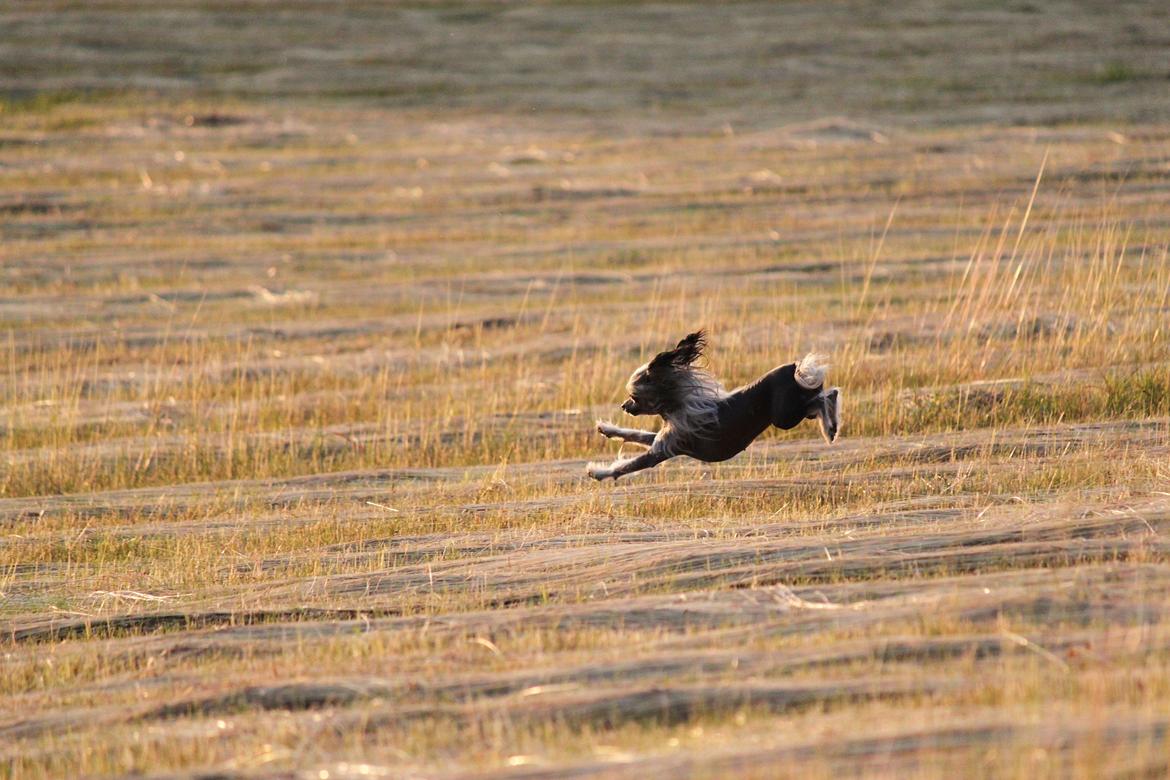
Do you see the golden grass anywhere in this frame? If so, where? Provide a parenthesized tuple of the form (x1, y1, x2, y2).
(4, 1, 1170, 777)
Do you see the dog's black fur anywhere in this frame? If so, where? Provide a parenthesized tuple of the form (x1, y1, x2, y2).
(588, 330, 839, 480)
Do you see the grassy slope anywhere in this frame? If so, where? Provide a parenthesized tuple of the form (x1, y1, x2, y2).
(2, 2, 1170, 777)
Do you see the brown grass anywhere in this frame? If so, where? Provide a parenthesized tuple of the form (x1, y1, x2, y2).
(3, 1, 1170, 778)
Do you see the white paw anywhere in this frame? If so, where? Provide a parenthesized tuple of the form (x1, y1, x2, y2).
(587, 462, 613, 480)
(596, 420, 616, 438)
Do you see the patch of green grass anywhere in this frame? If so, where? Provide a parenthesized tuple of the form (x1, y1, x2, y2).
(1090, 61, 1145, 85)
(0, 88, 125, 114)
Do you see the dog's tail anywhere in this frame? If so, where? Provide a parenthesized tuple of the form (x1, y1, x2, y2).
(794, 353, 828, 390)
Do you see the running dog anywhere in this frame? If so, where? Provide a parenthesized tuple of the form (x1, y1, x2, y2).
(588, 330, 839, 480)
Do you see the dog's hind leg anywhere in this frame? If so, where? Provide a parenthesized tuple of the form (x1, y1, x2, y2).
(596, 421, 657, 447)
(587, 449, 671, 481)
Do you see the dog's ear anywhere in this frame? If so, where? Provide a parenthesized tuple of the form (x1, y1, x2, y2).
(672, 330, 706, 365)
(649, 329, 706, 369)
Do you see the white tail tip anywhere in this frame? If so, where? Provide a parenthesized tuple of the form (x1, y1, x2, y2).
(795, 353, 828, 389)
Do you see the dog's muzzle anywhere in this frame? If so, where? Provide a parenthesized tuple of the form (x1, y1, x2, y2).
(621, 399, 638, 414)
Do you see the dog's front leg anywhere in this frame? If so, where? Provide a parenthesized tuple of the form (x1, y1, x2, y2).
(587, 449, 671, 481)
(596, 421, 658, 447)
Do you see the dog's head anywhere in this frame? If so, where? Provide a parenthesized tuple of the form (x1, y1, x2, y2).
(622, 330, 706, 416)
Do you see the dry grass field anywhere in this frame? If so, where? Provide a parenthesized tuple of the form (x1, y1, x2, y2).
(3, 1, 1170, 777)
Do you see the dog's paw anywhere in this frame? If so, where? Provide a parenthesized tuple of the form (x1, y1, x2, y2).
(586, 462, 614, 480)
(596, 420, 617, 438)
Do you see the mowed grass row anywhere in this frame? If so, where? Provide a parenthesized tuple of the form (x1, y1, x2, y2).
(6, 529, 1170, 777)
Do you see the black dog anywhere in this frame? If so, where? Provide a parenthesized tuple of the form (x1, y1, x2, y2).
(588, 330, 839, 480)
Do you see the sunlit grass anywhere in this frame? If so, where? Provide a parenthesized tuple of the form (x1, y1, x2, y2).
(4, 9, 1170, 772)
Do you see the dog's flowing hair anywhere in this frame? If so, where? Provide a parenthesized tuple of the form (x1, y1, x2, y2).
(588, 330, 840, 480)
(637, 330, 726, 441)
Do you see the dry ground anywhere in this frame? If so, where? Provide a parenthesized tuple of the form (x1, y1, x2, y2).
(3, 2, 1170, 778)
